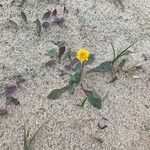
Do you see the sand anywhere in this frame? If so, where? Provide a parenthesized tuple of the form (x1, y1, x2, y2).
(0, 0, 150, 149)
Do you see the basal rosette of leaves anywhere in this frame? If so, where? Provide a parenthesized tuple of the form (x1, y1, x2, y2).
(48, 42, 136, 109)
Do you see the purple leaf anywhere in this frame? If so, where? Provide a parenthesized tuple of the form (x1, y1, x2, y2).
(5, 85, 17, 96)
(42, 9, 51, 20)
(52, 9, 57, 16)
(58, 46, 65, 63)
(57, 16, 65, 27)
(53, 16, 65, 27)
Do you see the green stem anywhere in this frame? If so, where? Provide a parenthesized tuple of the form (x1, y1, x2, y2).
(112, 42, 137, 63)
(111, 43, 116, 61)
(80, 61, 85, 76)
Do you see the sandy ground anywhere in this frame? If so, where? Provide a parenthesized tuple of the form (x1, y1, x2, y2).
(0, 0, 150, 149)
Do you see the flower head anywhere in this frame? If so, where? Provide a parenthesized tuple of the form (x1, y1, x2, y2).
(76, 48, 89, 62)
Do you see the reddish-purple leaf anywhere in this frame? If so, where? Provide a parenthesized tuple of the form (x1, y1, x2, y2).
(4, 85, 17, 96)
(57, 16, 65, 27)
(58, 46, 65, 63)
(52, 9, 57, 16)
(42, 9, 51, 20)
(0, 108, 8, 115)
(53, 16, 65, 27)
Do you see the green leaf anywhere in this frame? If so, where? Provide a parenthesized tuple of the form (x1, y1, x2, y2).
(111, 43, 116, 60)
(9, 20, 19, 30)
(23, 119, 50, 150)
(48, 86, 68, 99)
(86, 90, 102, 109)
(48, 50, 57, 58)
(94, 61, 112, 73)
(74, 62, 82, 72)
(28, 119, 49, 147)
(67, 72, 81, 95)
(70, 72, 81, 85)
(112, 42, 137, 63)
(85, 54, 95, 65)
(68, 82, 76, 95)
(23, 127, 29, 150)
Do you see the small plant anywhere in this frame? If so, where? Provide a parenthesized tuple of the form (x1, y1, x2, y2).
(48, 42, 136, 109)
(23, 119, 49, 150)
(48, 48, 102, 109)
(87, 42, 136, 74)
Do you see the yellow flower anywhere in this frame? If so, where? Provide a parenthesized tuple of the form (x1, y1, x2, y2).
(76, 48, 89, 61)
